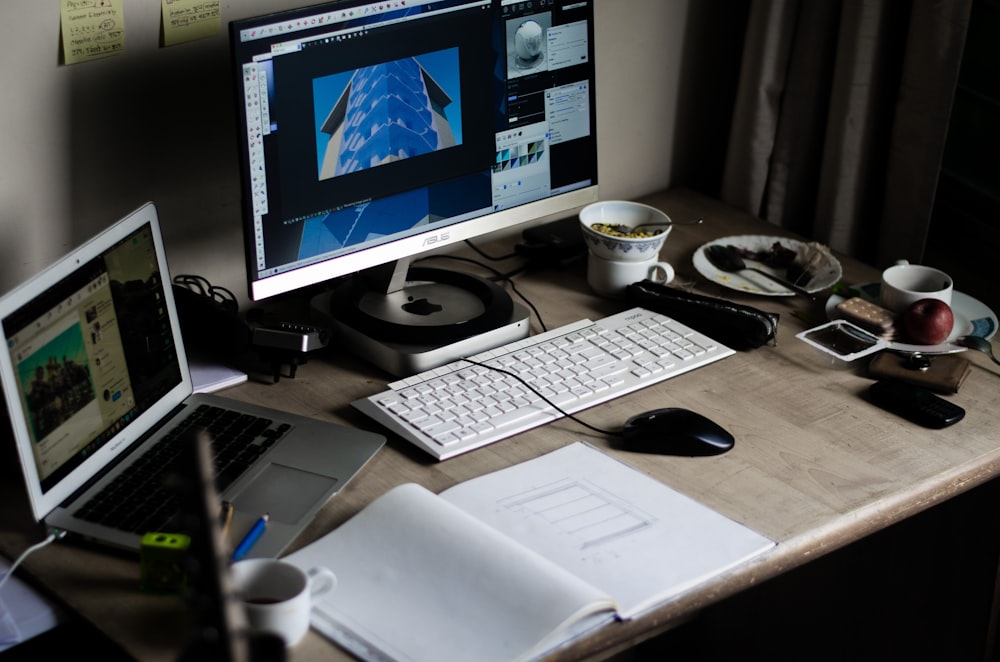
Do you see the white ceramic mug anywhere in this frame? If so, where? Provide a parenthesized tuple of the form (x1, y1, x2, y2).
(587, 253, 674, 299)
(230, 558, 337, 647)
(880, 260, 953, 313)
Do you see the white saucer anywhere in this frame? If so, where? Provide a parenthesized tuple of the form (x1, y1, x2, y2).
(693, 235, 842, 295)
(825, 283, 998, 354)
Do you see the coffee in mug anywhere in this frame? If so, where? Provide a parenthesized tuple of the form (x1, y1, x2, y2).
(230, 558, 337, 647)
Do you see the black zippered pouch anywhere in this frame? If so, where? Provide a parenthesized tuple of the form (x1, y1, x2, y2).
(626, 280, 779, 350)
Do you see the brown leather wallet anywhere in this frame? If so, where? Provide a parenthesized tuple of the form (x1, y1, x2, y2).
(868, 352, 972, 394)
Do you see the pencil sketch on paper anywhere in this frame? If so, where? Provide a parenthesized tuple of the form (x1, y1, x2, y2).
(497, 479, 656, 550)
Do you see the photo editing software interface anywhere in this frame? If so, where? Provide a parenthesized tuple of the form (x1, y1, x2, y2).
(231, 0, 598, 300)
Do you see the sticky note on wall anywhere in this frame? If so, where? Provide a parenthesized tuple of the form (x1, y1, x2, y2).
(60, 0, 126, 65)
(162, 0, 222, 46)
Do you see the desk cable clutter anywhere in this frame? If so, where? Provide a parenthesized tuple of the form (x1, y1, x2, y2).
(173, 275, 331, 383)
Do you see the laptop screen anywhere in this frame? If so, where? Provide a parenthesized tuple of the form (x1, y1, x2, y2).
(2, 222, 182, 493)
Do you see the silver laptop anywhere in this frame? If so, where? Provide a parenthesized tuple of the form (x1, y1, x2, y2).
(0, 202, 384, 558)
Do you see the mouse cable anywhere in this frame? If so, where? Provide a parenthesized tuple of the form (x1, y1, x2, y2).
(461, 358, 624, 438)
(0, 529, 67, 593)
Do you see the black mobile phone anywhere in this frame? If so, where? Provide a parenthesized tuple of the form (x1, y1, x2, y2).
(868, 379, 965, 428)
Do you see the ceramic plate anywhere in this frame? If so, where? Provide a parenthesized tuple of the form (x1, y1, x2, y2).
(825, 282, 998, 354)
(693, 235, 842, 295)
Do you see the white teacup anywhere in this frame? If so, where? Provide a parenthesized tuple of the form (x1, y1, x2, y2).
(587, 253, 674, 299)
(579, 200, 672, 262)
(230, 558, 337, 647)
(880, 260, 953, 313)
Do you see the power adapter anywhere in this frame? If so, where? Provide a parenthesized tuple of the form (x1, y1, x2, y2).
(172, 283, 252, 363)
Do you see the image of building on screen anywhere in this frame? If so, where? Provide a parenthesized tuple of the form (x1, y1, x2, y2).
(316, 50, 461, 181)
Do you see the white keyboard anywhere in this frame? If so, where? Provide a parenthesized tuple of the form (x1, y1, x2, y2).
(353, 307, 735, 460)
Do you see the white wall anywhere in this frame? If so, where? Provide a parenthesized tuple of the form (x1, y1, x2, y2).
(0, 0, 738, 303)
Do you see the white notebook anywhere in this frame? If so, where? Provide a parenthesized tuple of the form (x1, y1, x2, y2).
(284, 442, 776, 661)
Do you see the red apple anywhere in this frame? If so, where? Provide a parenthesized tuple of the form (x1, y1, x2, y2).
(901, 298, 954, 345)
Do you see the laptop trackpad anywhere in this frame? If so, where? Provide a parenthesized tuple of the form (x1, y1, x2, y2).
(231, 463, 338, 524)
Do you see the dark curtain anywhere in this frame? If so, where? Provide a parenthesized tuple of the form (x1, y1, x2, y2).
(719, 0, 972, 269)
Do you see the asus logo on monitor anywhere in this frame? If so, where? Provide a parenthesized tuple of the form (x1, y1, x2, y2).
(422, 232, 451, 247)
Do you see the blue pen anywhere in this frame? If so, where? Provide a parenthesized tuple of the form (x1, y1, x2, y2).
(231, 513, 269, 562)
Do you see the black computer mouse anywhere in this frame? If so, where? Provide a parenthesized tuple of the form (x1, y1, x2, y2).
(620, 407, 734, 456)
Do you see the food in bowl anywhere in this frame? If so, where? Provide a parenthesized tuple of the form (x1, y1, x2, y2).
(579, 201, 672, 261)
(589, 223, 666, 239)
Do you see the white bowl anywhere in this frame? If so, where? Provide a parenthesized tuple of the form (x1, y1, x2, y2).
(579, 201, 672, 262)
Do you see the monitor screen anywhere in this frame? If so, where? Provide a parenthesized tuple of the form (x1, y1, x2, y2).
(229, 0, 599, 303)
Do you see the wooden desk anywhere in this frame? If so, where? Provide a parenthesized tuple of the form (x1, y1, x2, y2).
(3, 188, 999, 660)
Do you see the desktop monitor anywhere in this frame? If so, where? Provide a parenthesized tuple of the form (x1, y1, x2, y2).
(229, 0, 599, 374)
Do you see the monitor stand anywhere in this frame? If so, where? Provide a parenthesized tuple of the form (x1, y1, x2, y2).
(311, 258, 530, 377)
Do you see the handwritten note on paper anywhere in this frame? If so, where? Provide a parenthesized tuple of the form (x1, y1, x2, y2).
(162, 0, 221, 47)
(60, 0, 126, 65)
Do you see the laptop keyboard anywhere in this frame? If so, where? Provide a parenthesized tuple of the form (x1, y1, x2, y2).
(73, 404, 290, 534)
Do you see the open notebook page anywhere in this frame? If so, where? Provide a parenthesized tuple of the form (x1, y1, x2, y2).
(441, 442, 776, 619)
(283, 483, 617, 662)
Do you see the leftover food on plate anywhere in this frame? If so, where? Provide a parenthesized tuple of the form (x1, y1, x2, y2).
(694, 235, 842, 295)
(727, 240, 834, 287)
